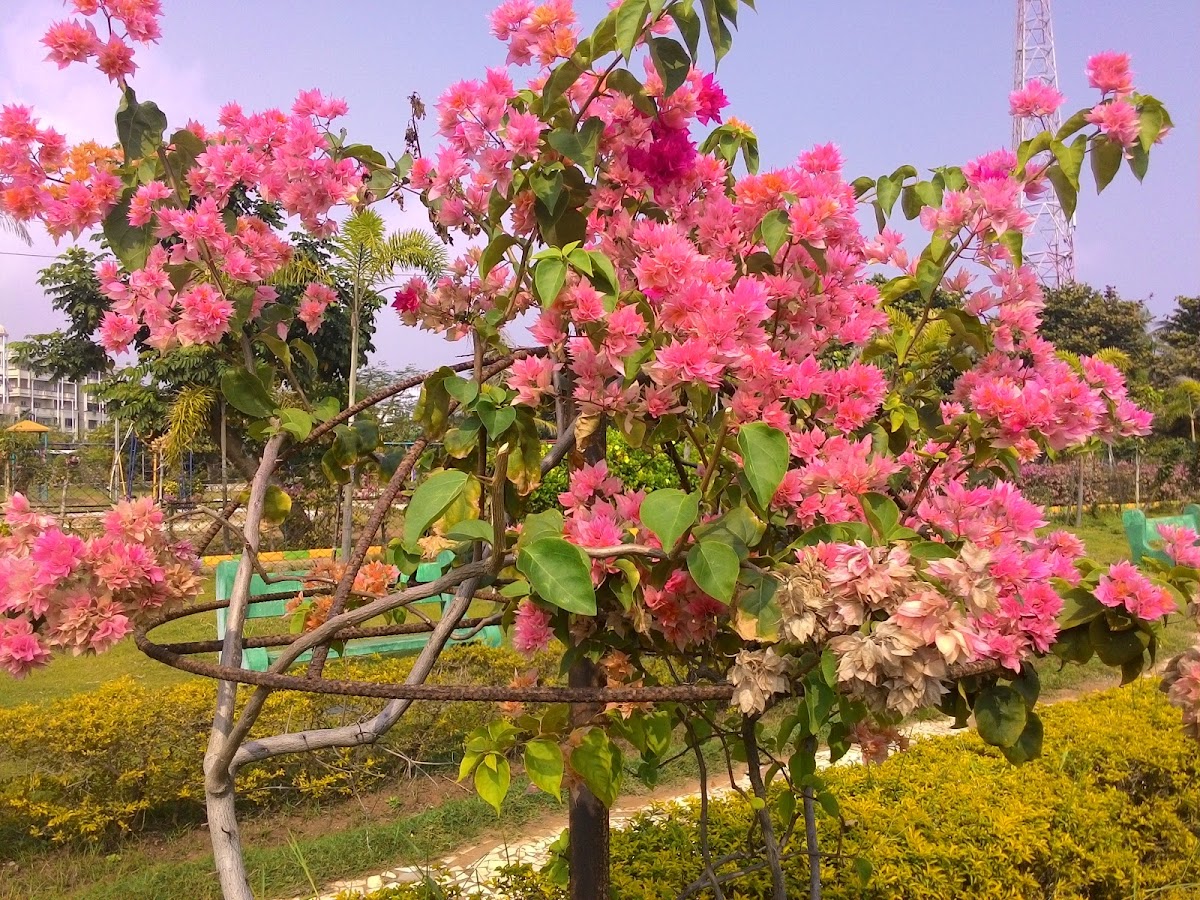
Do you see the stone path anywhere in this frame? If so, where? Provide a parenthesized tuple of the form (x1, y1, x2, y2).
(284, 719, 958, 900)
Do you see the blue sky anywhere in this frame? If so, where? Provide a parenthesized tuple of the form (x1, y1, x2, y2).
(1, 0, 1196, 370)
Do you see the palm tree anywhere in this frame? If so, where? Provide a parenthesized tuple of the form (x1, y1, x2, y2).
(1, 212, 32, 246)
(1162, 378, 1200, 443)
(274, 210, 446, 555)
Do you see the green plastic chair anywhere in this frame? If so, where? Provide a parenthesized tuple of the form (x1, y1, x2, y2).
(1122, 504, 1200, 565)
(214, 550, 501, 671)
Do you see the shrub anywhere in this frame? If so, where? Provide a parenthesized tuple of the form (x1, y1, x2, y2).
(453, 681, 1200, 900)
(0, 644, 556, 844)
(528, 428, 682, 512)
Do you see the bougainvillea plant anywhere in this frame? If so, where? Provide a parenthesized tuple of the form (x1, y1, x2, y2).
(2, 1, 1196, 898)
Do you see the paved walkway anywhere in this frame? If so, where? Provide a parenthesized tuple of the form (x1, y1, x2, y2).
(285, 719, 958, 900)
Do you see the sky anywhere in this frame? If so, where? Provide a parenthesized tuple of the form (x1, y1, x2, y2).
(1, 0, 1197, 371)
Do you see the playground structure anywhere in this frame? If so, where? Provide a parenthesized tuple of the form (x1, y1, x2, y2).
(1, 422, 209, 513)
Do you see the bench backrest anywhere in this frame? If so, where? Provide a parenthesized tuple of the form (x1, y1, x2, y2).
(1122, 505, 1200, 564)
(214, 550, 460, 670)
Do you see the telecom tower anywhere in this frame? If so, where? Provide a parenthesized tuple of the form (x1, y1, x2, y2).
(1014, 0, 1076, 286)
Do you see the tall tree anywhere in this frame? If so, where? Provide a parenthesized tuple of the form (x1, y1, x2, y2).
(1162, 378, 1200, 443)
(12, 246, 111, 381)
(1039, 283, 1154, 377)
(1156, 295, 1200, 383)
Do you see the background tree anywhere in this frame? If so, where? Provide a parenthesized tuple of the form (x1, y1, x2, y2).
(1039, 283, 1154, 378)
(1162, 377, 1200, 443)
(11, 247, 112, 382)
(1, 210, 31, 244)
(1156, 295, 1200, 384)
(274, 209, 445, 555)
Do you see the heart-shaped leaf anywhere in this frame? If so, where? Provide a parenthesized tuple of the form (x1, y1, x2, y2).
(517, 536, 596, 615)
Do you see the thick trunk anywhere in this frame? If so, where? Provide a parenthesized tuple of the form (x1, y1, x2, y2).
(569, 658, 609, 900)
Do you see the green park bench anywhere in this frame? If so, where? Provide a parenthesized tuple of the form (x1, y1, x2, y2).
(214, 551, 501, 672)
(1122, 504, 1200, 565)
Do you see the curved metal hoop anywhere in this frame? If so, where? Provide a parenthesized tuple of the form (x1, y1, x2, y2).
(134, 597, 737, 704)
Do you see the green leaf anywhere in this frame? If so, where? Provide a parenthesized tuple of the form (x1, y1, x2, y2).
(547, 117, 604, 175)
(115, 86, 167, 162)
(1127, 142, 1149, 182)
(277, 409, 313, 442)
(221, 368, 276, 419)
(1045, 165, 1078, 220)
(529, 169, 564, 213)
(403, 469, 470, 548)
(102, 195, 156, 271)
(312, 396, 340, 423)
(640, 488, 699, 552)
(543, 57, 585, 106)
(444, 376, 479, 406)
(648, 37, 690, 96)
(1000, 712, 1044, 764)
(860, 492, 901, 541)
(587, 250, 619, 294)
(478, 403, 517, 437)
(759, 209, 790, 257)
(1008, 666, 1040, 711)
(1090, 136, 1123, 194)
(875, 175, 901, 218)
(480, 233, 518, 278)
(737, 423, 789, 509)
(604, 68, 656, 116)
(1058, 589, 1104, 630)
(446, 519, 495, 544)
(909, 541, 957, 560)
(569, 728, 623, 808)
(524, 739, 565, 801)
(262, 485, 292, 525)
(534, 258, 568, 307)
(1000, 229, 1023, 268)
(518, 509, 565, 548)
(517, 537, 597, 615)
(340, 142, 387, 168)
(733, 572, 781, 642)
(698, 0, 733, 63)
(616, 0, 649, 59)
(474, 754, 511, 814)
(686, 540, 740, 603)
(851, 175, 875, 199)
(974, 685, 1028, 749)
(670, 0, 702, 57)
(1138, 102, 1164, 153)
(289, 339, 319, 372)
(1089, 617, 1150, 666)
(1016, 131, 1053, 171)
(1056, 108, 1090, 141)
(1052, 134, 1087, 191)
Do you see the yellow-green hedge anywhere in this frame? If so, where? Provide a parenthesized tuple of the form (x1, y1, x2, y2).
(461, 681, 1200, 900)
(0, 644, 554, 845)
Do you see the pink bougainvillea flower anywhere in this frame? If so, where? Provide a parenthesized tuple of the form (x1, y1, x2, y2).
(1086, 99, 1139, 148)
(1095, 560, 1176, 621)
(513, 599, 554, 655)
(1009, 79, 1065, 118)
(1086, 51, 1134, 95)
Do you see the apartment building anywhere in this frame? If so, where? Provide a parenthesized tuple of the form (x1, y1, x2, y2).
(0, 325, 108, 435)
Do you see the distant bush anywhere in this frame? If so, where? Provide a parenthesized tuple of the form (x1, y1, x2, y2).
(0, 645, 556, 845)
(1018, 457, 1193, 508)
(529, 428, 682, 512)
